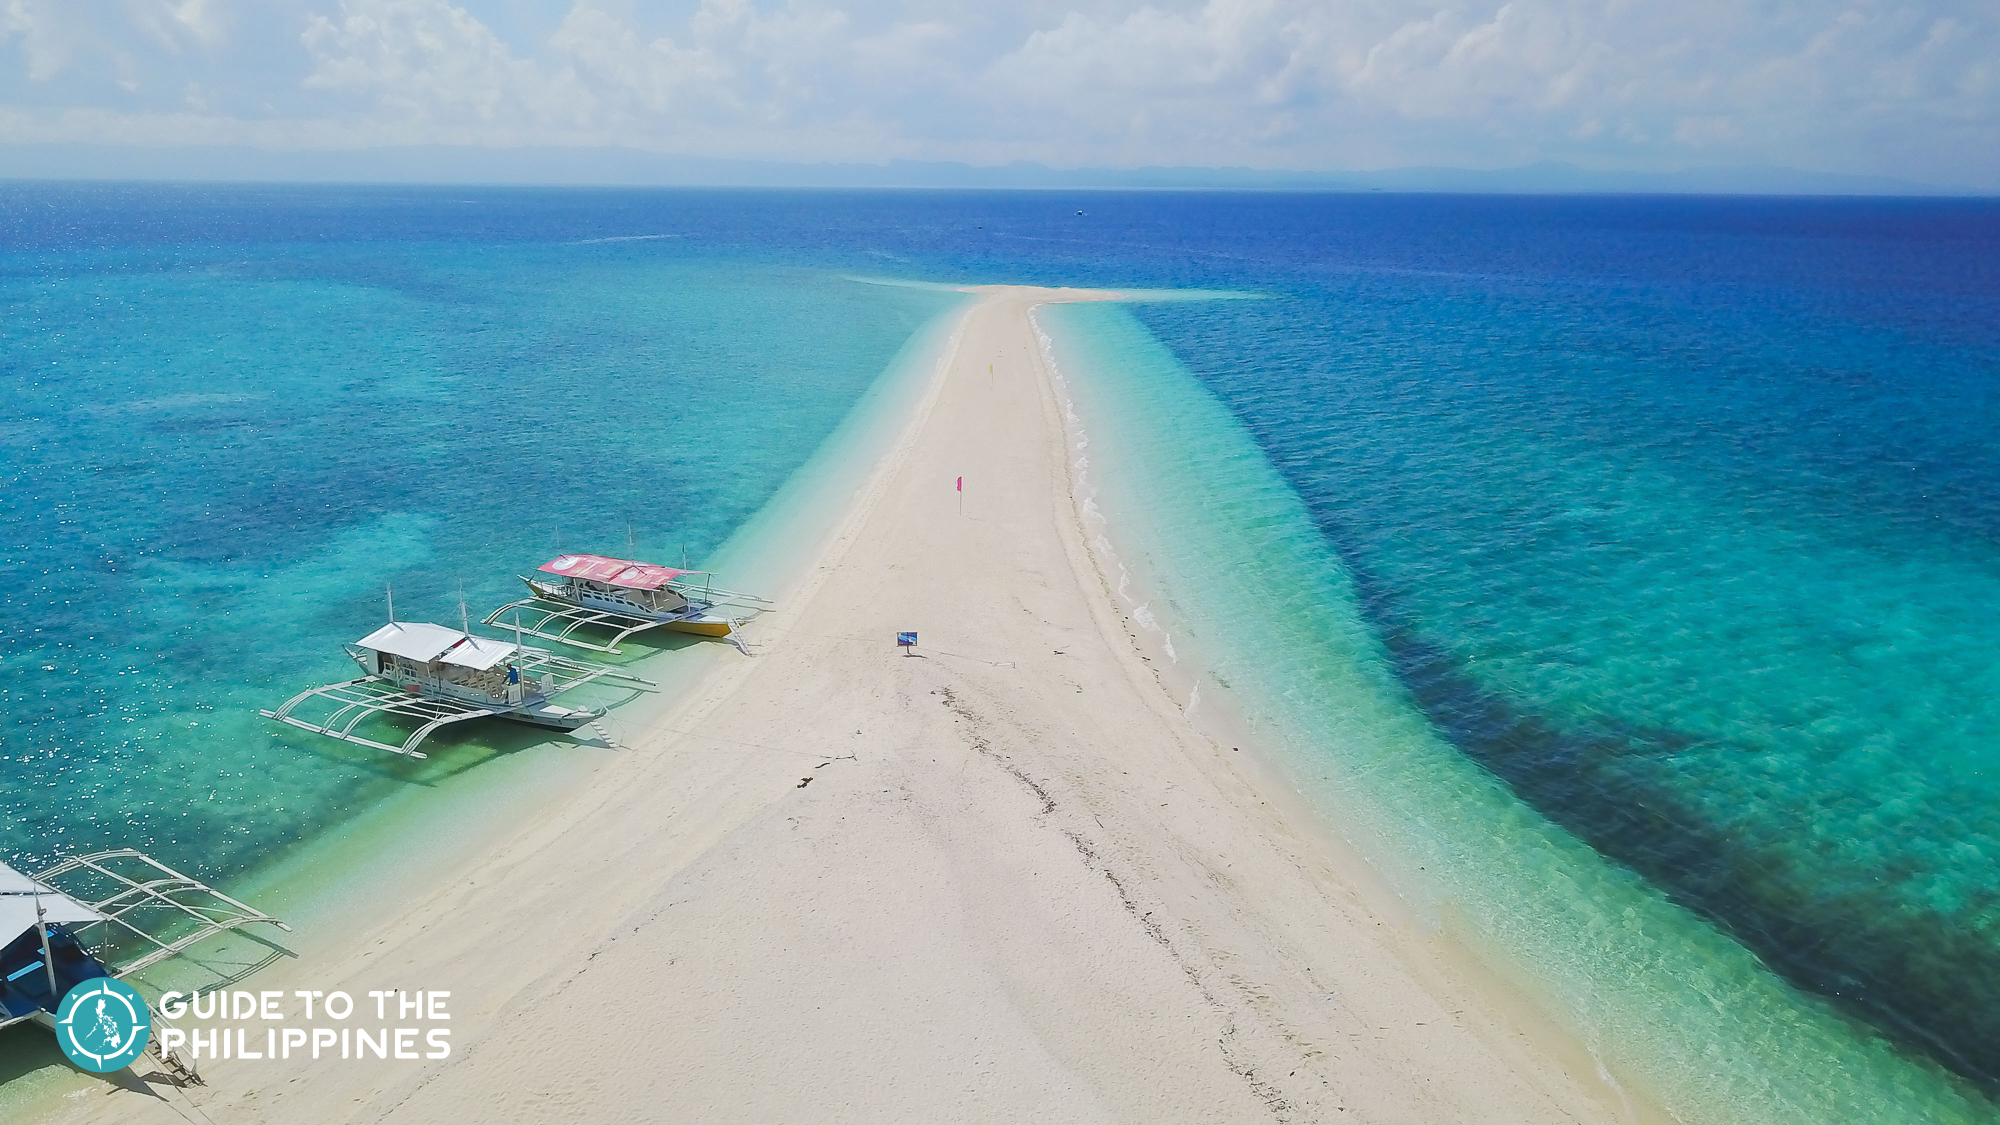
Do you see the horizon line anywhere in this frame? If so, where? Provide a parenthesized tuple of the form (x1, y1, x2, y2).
(2, 144, 1992, 198)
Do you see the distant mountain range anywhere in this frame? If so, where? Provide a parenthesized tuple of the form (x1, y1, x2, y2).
(1, 143, 1985, 196)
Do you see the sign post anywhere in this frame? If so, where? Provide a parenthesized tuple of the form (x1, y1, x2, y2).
(897, 632, 917, 656)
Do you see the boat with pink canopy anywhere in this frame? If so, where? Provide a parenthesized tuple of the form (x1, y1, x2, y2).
(482, 553, 771, 655)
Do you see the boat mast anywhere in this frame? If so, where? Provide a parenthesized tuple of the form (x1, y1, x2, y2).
(30, 884, 60, 1005)
(386, 583, 395, 624)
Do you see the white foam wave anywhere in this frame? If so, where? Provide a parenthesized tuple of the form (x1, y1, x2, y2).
(1037, 305, 1186, 668)
(567, 233, 679, 244)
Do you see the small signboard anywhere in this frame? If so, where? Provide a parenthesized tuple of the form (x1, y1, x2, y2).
(897, 631, 918, 650)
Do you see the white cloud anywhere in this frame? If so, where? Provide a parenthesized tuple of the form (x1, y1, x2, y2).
(301, 0, 601, 141)
(135, 0, 229, 52)
(0, 0, 1994, 186)
(3, 0, 82, 81)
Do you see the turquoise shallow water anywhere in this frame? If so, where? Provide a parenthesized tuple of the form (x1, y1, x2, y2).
(1040, 300, 1995, 1124)
(1099, 205, 2000, 1100)
(0, 206, 959, 882)
(5, 186, 1999, 1123)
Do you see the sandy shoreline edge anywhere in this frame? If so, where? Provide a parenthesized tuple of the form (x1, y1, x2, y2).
(40, 286, 1648, 1124)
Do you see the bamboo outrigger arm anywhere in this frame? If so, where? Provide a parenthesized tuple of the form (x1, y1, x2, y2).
(260, 677, 501, 759)
(31, 849, 291, 978)
(482, 598, 685, 655)
(511, 648, 657, 691)
(673, 581, 773, 614)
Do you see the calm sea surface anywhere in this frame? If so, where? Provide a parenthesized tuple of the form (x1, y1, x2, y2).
(2, 185, 1996, 1116)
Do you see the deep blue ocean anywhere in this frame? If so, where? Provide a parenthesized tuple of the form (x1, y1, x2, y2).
(2, 183, 1996, 1120)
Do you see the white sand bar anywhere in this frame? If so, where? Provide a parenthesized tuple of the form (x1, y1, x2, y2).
(60, 287, 1649, 1124)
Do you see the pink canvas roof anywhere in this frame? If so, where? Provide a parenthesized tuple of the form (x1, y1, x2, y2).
(538, 553, 699, 590)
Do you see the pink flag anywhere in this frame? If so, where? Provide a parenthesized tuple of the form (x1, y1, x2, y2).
(956, 476, 962, 492)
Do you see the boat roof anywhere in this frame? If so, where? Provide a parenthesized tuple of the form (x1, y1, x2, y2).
(0, 862, 103, 943)
(538, 554, 702, 590)
(355, 622, 519, 671)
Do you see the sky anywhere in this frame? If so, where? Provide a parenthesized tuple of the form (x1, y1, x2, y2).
(0, 0, 1996, 188)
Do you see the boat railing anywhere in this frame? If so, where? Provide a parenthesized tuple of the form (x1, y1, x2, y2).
(484, 599, 688, 656)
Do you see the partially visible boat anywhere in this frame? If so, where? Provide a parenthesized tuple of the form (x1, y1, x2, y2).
(483, 553, 771, 654)
(260, 618, 655, 758)
(3, 849, 288, 1081)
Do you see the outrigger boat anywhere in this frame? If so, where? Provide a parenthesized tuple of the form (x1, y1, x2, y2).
(3, 849, 288, 1076)
(483, 553, 771, 655)
(260, 618, 655, 759)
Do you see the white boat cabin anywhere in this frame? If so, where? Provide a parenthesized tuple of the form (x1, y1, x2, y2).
(350, 621, 540, 707)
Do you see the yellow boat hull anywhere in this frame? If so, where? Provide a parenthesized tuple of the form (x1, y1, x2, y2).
(665, 618, 735, 638)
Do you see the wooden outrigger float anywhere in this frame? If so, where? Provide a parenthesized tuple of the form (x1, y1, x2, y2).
(483, 554, 771, 655)
(260, 618, 655, 759)
(3, 849, 288, 1076)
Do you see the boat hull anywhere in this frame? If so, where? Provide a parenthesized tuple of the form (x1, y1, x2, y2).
(503, 702, 599, 731)
(663, 617, 735, 637)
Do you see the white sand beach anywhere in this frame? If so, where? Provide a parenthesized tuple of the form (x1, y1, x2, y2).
(51, 286, 1653, 1124)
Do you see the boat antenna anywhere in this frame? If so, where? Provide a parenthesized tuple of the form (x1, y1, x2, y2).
(386, 583, 395, 624)
(627, 520, 636, 553)
(459, 587, 472, 638)
(682, 543, 689, 570)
